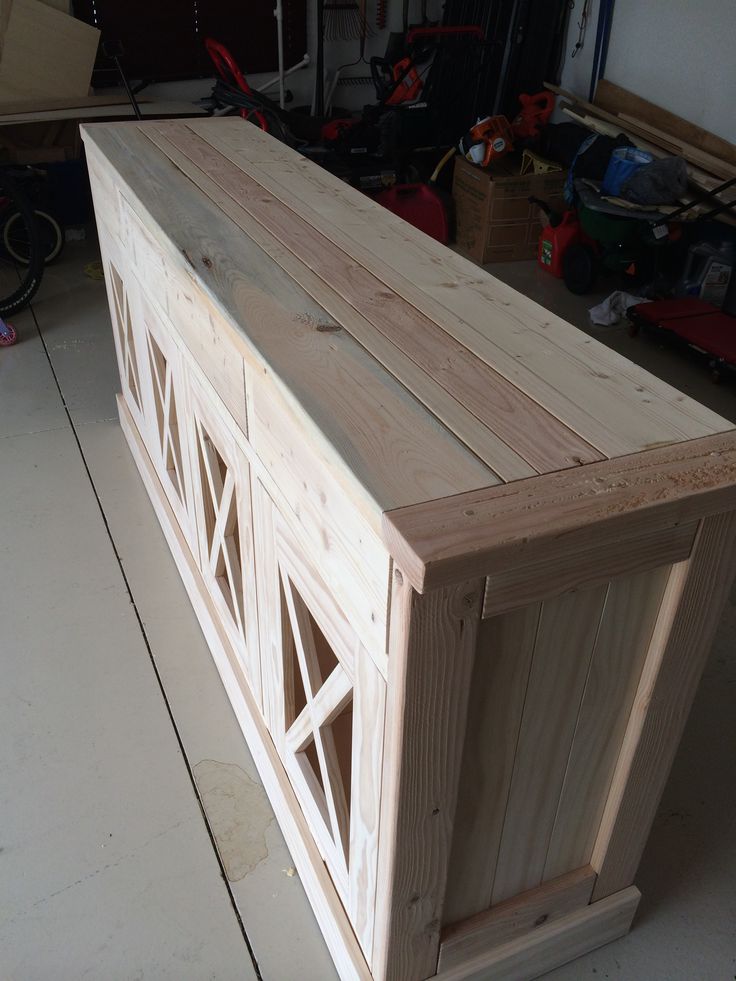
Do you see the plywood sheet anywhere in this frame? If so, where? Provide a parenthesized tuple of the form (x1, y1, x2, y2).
(0, 0, 99, 102)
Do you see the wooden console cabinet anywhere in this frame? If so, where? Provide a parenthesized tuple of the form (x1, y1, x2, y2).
(82, 117, 736, 981)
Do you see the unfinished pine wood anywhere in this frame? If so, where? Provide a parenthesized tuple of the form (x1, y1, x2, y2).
(372, 573, 483, 981)
(85, 118, 736, 981)
(383, 430, 736, 592)
(543, 565, 672, 881)
(85, 124, 499, 520)
(0, 0, 100, 102)
(141, 125, 536, 482)
(117, 396, 372, 981)
(547, 83, 736, 181)
(149, 122, 602, 477)
(490, 585, 609, 904)
(439, 866, 596, 971)
(592, 512, 736, 901)
(482, 520, 697, 617)
(435, 887, 640, 981)
(184, 117, 730, 454)
(443, 603, 541, 924)
(595, 79, 736, 170)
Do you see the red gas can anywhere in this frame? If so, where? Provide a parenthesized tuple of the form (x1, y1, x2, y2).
(537, 210, 583, 277)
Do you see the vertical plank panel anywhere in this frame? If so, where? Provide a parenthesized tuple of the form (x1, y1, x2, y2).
(491, 584, 609, 905)
(543, 565, 671, 881)
(592, 512, 736, 900)
(348, 647, 387, 961)
(443, 603, 541, 925)
(372, 572, 484, 981)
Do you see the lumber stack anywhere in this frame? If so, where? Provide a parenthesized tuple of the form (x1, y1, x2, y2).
(82, 117, 736, 981)
(546, 79, 736, 205)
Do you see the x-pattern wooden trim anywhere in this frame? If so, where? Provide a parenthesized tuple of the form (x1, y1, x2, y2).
(281, 566, 353, 869)
(196, 422, 246, 639)
(146, 331, 185, 502)
(109, 263, 141, 409)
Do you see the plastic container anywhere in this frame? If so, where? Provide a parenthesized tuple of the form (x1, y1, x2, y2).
(601, 147, 654, 197)
(374, 183, 449, 243)
(537, 210, 583, 277)
(680, 241, 736, 307)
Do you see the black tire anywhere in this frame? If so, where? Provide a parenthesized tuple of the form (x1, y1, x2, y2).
(3, 208, 64, 265)
(563, 242, 597, 295)
(0, 171, 43, 317)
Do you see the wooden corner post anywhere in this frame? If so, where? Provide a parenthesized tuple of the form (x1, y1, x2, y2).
(372, 568, 484, 981)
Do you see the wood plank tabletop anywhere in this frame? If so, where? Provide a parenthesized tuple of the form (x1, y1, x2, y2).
(81, 118, 735, 526)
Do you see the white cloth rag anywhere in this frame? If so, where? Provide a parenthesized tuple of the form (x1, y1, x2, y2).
(588, 291, 650, 326)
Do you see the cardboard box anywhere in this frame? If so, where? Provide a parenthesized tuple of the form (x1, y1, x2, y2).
(452, 153, 567, 264)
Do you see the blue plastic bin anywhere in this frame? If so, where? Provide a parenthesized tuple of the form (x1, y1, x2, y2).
(601, 147, 654, 197)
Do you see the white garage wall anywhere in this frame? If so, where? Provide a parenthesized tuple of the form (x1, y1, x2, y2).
(560, 0, 736, 144)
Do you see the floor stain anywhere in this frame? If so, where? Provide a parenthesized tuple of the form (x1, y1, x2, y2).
(193, 759, 274, 881)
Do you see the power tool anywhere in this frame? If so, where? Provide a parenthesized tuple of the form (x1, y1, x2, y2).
(459, 115, 514, 167)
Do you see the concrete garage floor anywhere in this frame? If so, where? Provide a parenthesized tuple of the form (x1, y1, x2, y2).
(1, 240, 735, 981)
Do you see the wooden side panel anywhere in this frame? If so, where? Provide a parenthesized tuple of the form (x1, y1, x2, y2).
(490, 585, 609, 904)
(592, 512, 736, 900)
(543, 565, 671, 881)
(373, 573, 484, 981)
(117, 397, 372, 980)
(443, 603, 541, 924)
(439, 866, 596, 972)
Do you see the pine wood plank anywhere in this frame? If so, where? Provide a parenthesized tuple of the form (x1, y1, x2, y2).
(439, 866, 596, 971)
(348, 646, 387, 961)
(187, 117, 731, 454)
(543, 566, 671, 881)
(435, 887, 640, 981)
(148, 122, 603, 477)
(547, 83, 736, 181)
(382, 430, 736, 592)
(595, 79, 736, 171)
(591, 512, 736, 900)
(117, 396, 372, 980)
(443, 603, 541, 924)
(83, 123, 498, 517)
(490, 585, 609, 904)
(372, 572, 484, 981)
(140, 125, 534, 482)
(482, 520, 697, 617)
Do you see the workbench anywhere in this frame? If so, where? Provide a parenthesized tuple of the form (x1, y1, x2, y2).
(82, 117, 736, 981)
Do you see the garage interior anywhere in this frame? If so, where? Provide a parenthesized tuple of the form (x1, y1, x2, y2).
(2, 2, 736, 980)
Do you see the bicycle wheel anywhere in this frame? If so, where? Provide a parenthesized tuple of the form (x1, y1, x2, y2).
(0, 171, 43, 317)
(3, 208, 64, 265)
